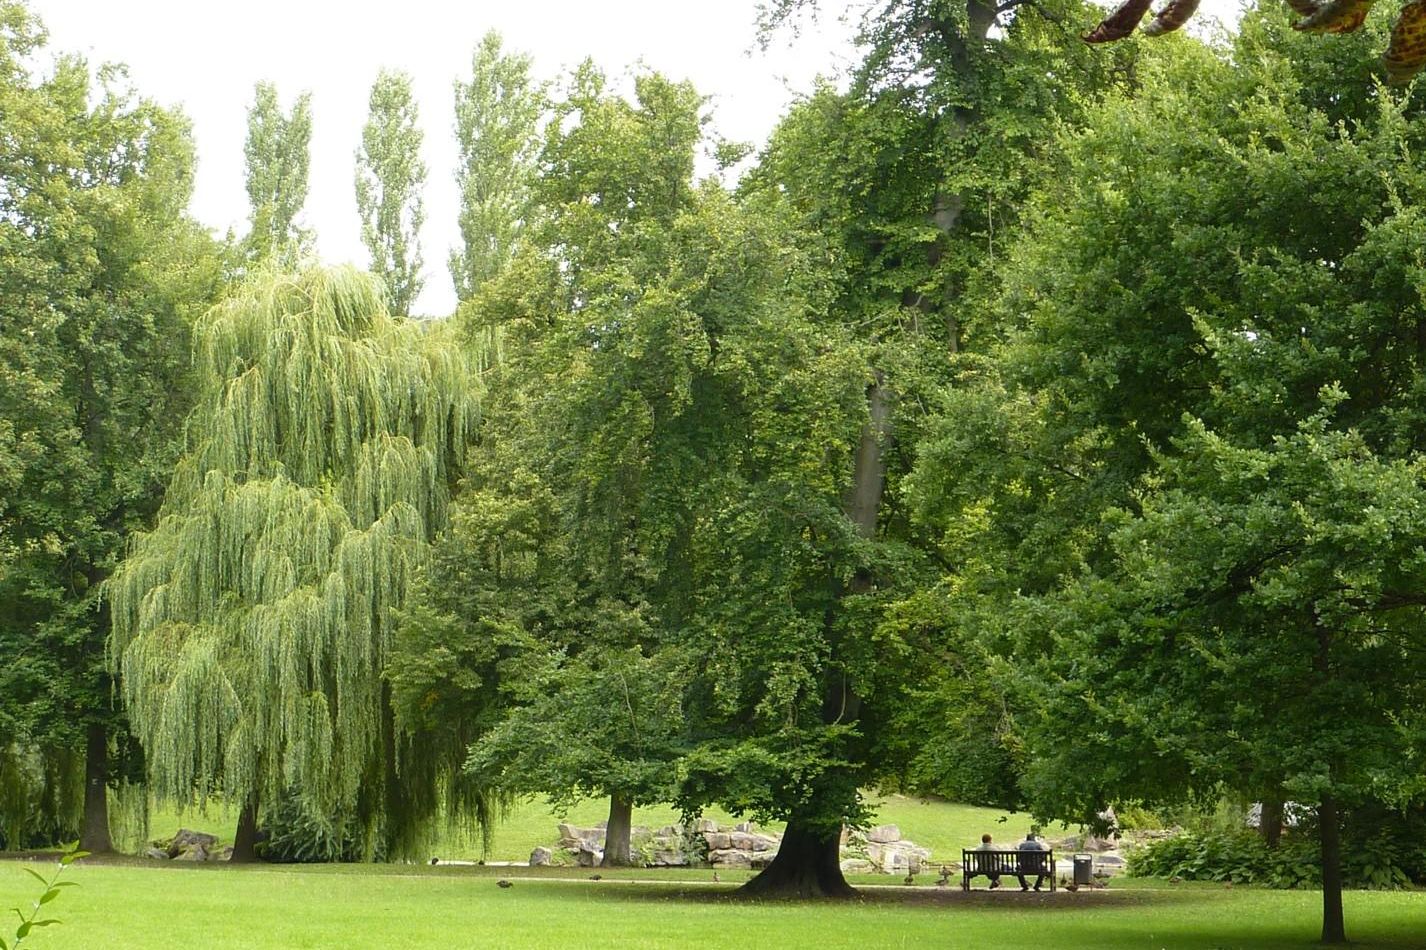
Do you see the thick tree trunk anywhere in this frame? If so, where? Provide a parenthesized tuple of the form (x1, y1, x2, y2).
(230, 793, 260, 863)
(739, 817, 854, 898)
(1319, 794, 1346, 944)
(1259, 796, 1284, 849)
(79, 722, 112, 854)
(601, 795, 634, 867)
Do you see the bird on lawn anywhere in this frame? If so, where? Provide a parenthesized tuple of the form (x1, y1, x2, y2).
(589, 874, 602, 881)
(903, 872, 916, 886)
(712, 871, 720, 883)
(496, 879, 513, 888)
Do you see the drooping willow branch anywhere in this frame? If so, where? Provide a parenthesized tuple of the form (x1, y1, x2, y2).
(108, 266, 483, 852)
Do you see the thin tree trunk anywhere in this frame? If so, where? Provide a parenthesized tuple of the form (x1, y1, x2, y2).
(1259, 796, 1284, 849)
(79, 722, 112, 854)
(230, 793, 260, 863)
(739, 816, 854, 898)
(1319, 794, 1346, 944)
(601, 795, 634, 867)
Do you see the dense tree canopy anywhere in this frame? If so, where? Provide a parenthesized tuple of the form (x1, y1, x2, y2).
(5, 3, 1426, 941)
(909, 13, 1426, 940)
(0, 0, 222, 851)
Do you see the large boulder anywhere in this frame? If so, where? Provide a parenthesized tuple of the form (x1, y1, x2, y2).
(142, 847, 169, 860)
(749, 834, 779, 853)
(530, 846, 554, 867)
(867, 824, 901, 844)
(704, 832, 731, 850)
(708, 849, 753, 870)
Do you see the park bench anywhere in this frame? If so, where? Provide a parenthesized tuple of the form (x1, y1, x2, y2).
(961, 849, 1056, 892)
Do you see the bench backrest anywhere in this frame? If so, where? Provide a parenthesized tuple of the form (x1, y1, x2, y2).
(962, 849, 1052, 875)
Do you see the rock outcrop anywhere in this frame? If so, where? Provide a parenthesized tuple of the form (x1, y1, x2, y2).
(541, 819, 933, 873)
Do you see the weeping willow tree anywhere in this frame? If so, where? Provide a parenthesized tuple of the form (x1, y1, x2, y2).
(109, 266, 484, 860)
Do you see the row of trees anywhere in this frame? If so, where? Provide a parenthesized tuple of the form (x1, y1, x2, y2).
(243, 31, 540, 316)
(4, 1, 1425, 943)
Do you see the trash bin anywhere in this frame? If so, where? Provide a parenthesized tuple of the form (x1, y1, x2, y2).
(1073, 854, 1094, 886)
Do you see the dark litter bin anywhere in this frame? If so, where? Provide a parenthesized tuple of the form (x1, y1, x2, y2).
(1073, 854, 1094, 886)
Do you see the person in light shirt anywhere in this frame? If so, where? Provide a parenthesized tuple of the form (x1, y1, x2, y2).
(974, 832, 1002, 889)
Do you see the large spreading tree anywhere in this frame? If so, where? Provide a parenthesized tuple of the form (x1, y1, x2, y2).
(909, 13, 1426, 942)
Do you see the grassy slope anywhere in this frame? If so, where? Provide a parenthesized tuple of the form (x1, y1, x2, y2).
(2, 861, 1423, 949)
(145, 794, 1026, 864)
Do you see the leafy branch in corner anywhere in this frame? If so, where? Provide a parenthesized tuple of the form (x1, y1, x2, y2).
(3, 841, 87, 949)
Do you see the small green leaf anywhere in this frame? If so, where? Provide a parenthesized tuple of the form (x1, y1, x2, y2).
(60, 851, 89, 866)
(47, 883, 78, 889)
(15, 922, 30, 940)
(37, 891, 58, 905)
(19, 869, 45, 887)
(28, 920, 59, 928)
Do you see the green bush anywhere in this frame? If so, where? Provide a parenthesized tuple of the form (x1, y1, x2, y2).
(1128, 831, 1317, 887)
(257, 793, 379, 864)
(1127, 828, 1421, 890)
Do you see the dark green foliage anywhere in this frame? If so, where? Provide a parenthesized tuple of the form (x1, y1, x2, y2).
(258, 790, 381, 864)
(1130, 809, 1426, 890)
(0, 0, 223, 848)
(1129, 831, 1322, 888)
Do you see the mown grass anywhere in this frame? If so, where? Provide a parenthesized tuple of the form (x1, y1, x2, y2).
(1, 860, 1422, 949)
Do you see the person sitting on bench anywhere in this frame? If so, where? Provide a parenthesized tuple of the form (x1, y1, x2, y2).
(975, 833, 1002, 889)
(1016, 832, 1049, 891)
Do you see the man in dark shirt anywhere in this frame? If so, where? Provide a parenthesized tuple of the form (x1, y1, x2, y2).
(1015, 832, 1050, 891)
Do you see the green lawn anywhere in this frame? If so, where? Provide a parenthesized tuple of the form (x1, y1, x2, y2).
(1, 861, 1422, 949)
(144, 793, 1024, 863)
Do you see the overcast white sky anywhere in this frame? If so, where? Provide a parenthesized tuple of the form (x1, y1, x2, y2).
(31, 0, 1243, 316)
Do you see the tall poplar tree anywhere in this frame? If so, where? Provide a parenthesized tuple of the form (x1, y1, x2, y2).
(355, 69, 426, 316)
(243, 81, 313, 266)
(108, 267, 482, 860)
(449, 31, 542, 302)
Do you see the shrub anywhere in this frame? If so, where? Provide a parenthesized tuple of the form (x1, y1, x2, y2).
(1128, 827, 1420, 890)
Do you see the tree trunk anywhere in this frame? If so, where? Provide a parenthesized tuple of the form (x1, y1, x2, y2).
(739, 817, 855, 898)
(1259, 796, 1284, 849)
(79, 722, 112, 854)
(601, 795, 634, 867)
(230, 793, 260, 863)
(1319, 794, 1346, 944)
(844, 375, 890, 541)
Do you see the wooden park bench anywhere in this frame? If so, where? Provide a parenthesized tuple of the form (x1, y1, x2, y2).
(961, 848, 1056, 892)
